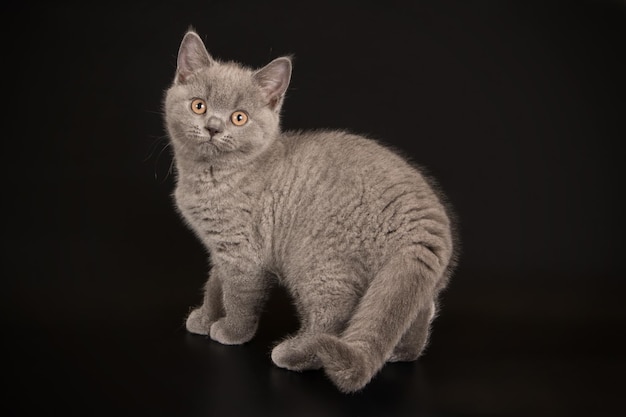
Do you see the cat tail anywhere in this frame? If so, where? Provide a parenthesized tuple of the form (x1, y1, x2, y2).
(314, 251, 440, 393)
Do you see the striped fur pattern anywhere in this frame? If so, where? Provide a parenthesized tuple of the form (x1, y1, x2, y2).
(164, 31, 457, 393)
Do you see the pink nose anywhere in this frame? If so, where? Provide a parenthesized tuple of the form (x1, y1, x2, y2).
(205, 116, 224, 137)
(206, 126, 222, 137)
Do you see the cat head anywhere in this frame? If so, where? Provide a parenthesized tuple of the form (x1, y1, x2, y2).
(164, 30, 291, 167)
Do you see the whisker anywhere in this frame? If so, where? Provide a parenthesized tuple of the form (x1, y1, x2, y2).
(165, 157, 175, 182)
(143, 134, 169, 162)
(152, 141, 173, 182)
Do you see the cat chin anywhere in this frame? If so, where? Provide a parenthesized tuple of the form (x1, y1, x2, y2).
(196, 141, 220, 153)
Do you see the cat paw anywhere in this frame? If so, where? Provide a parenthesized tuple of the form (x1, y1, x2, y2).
(209, 318, 257, 345)
(185, 307, 213, 335)
(315, 335, 372, 393)
(271, 336, 322, 371)
(325, 363, 370, 394)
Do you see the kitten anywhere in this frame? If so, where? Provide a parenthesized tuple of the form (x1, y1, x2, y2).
(164, 30, 458, 393)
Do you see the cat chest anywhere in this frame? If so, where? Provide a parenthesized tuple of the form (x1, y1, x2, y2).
(175, 189, 264, 258)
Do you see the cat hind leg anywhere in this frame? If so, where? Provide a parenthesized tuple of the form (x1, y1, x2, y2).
(271, 334, 322, 371)
(271, 268, 361, 371)
(315, 254, 441, 393)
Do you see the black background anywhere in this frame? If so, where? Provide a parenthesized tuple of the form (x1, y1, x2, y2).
(4, 1, 625, 416)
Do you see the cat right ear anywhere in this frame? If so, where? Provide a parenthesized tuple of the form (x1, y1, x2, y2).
(175, 31, 214, 84)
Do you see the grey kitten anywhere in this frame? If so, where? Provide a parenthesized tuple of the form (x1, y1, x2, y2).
(164, 30, 457, 393)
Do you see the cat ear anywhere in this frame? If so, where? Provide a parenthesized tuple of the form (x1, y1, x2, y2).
(175, 31, 214, 84)
(253, 57, 292, 110)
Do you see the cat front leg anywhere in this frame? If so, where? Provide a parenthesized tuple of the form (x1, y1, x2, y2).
(208, 261, 271, 345)
(186, 266, 225, 335)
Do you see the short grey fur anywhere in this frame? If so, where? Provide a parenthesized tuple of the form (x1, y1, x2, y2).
(164, 30, 458, 393)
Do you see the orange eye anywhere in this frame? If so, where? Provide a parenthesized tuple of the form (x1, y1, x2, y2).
(231, 111, 248, 126)
(191, 98, 207, 114)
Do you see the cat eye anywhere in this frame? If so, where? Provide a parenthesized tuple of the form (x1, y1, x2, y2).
(231, 111, 248, 126)
(191, 98, 207, 114)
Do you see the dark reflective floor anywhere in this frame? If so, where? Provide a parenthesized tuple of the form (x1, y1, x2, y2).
(5, 271, 624, 417)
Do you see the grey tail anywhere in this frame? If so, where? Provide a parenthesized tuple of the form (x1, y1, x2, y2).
(313, 253, 440, 393)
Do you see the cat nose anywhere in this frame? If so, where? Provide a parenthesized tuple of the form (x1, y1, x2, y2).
(205, 117, 224, 137)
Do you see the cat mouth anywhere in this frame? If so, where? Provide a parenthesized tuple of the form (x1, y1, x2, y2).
(189, 133, 213, 142)
(197, 140, 219, 152)
(181, 133, 216, 151)
(189, 134, 233, 156)
(190, 135, 218, 147)
(183, 132, 238, 156)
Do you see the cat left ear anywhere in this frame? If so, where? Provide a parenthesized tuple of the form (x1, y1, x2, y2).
(175, 31, 214, 84)
(253, 57, 292, 111)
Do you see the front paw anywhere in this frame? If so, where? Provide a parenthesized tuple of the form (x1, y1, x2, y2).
(209, 318, 257, 345)
(186, 307, 213, 335)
